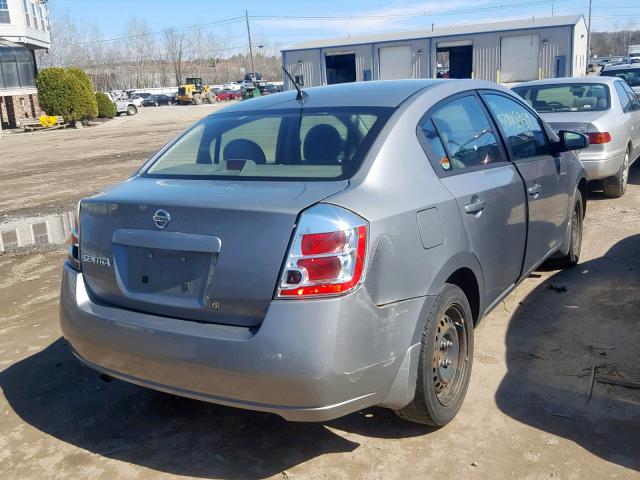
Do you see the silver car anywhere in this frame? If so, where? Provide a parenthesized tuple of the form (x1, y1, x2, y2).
(60, 80, 587, 426)
(513, 77, 640, 197)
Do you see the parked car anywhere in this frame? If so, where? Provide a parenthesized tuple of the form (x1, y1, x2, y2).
(214, 90, 233, 101)
(142, 94, 174, 107)
(600, 63, 640, 95)
(60, 80, 587, 427)
(513, 77, 640, 197)
(136, 92, 152, 100)
(106, 92, 138, 116)
(128, 95, 144, 108)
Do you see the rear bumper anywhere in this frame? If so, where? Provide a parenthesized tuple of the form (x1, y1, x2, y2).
(578, 151, 625, 180)
(60, 263, 428, 421)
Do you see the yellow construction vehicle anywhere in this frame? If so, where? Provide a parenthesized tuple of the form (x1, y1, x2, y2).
(176, 77, 214, 105)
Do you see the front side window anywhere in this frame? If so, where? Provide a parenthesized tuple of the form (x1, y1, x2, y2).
(483, 93, 550, 160)
(144, 107, 391, 180)
(513, 83, 610, 112)
(429, 95, 503, 171)
(0, 0, 10, 24)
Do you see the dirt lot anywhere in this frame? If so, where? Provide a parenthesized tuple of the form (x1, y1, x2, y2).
(0, 105, 639, 479)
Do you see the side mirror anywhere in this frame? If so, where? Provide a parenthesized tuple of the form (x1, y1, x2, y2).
(555, 130, 589, 153)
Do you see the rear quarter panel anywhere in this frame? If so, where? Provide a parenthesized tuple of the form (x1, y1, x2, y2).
(326, 81, 486, 316)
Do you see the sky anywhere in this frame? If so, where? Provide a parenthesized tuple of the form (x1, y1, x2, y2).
(50, 0, 640, 51)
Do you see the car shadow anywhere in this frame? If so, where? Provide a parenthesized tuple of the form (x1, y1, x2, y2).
(496, 234, 640, 471)
(0, 337, 431, 479)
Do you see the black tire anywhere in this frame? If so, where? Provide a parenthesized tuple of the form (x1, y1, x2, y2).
(603, 148, 630, 198)
(395, 284, 474, 426)
(546, 191, 583, 269)
(126, 105, 137, 116)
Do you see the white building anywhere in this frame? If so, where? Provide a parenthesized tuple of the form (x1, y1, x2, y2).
(282, 15, 588, 89)
(0, 0, 50, 129)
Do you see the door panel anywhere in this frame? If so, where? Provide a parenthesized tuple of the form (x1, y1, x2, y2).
(481, 92, 569, 273)
(441, 166, 527, 305)
(423, 94, 527, 308)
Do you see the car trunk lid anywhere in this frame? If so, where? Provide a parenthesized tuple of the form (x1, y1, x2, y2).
(79, 177, 348, 327)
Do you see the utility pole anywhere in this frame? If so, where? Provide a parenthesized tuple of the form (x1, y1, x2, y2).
(586, 0, 592, 60)
(245, 10, 255, 80)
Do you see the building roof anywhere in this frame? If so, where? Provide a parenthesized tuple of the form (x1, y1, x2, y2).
(283, 15, 584, 51)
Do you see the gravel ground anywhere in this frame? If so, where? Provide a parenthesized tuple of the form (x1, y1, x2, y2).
(0, 104, 638, 479)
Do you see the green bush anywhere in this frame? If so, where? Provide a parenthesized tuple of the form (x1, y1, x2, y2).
(95, 92, 116, 118)
(36, 67, 98, 122)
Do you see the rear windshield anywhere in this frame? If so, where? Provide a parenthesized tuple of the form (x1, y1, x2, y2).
(512, 83, 611, 112)
(600, 68, 640, 87)
(143, 107, 392, 180)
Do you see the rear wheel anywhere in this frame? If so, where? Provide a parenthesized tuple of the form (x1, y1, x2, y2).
(395, 284, 474, 426)
(126, 105, 137, 116)
(546, 191, 583, 269)
(603, 148, 630, 198)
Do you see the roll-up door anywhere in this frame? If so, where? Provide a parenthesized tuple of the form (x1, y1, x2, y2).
(500, 34, 539, 82)
(379, 46, 413, 80)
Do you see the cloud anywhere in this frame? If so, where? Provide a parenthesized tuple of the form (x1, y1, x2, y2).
(254, 0, 489, 35)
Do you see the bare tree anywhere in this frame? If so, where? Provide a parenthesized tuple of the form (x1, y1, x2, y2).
(164, 30, 185, 85)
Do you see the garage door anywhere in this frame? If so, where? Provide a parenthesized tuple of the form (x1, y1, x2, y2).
(500, 34, 539, 83)
(379, 46, 413, 80)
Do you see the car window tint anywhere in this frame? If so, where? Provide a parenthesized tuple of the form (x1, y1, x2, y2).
(418, 118, 451, 171)
(483, 94, 550, 160)
(601, 67, 640, 87)
(299, 114, 347, 162)
(614, 81, 632, 111)
(620, 81, 640, 107)
(152, 124, 205, 171)
(430, 96, 503, 171)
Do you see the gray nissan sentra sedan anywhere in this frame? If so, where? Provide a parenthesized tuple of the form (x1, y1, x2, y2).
(60, 79, 588, 426)
(513, 77, 640, 197)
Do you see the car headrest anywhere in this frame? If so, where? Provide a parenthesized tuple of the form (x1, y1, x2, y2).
(303, 124, 343, 165)
(223, 139, 267, 164)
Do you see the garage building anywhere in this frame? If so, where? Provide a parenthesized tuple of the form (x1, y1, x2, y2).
(281, 15, 588, 89)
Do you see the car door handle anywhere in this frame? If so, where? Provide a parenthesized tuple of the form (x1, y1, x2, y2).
(464, 198, 486, 214)
(528, 183, 543, 196)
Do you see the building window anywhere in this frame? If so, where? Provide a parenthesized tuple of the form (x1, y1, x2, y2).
(22, 0, 30, 28)
(31, 3, 39, 30)
(1, 230, 19, 251)
(38, 4, 46, 31)
(0, 0, 10, 24)
(32, 222, 49, 244)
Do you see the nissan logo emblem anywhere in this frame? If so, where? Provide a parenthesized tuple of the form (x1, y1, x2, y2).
(153, 209, 171, 229)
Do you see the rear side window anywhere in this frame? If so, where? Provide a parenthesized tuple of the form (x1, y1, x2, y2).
(482, 94, 550, 160)
(614, 81, 632, 112)
(144, 107, 391, 180)
(428, 95, 503, 171)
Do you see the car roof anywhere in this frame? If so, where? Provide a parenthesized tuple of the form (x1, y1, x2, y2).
(514, 76, 620, 88)
(215, 80, 446, 112)
(601, 63, 640, 71)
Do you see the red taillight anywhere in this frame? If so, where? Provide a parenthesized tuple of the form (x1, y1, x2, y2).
(278, 205, 367, 298)
(587, 132, 611, 144)
(301, 231, 347, 255)
(67, 208, 81, 271)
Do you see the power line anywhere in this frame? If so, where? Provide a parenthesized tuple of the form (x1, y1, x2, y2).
(251, 0, 572, 20)
(56, 16, 245, 47)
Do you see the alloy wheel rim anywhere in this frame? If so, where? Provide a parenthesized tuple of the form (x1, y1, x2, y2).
(622, 153, 629, 188)
(432, 304, 468, 406)
(571, 207, 581, 257)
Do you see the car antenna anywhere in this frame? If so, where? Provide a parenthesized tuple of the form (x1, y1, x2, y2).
(282, 66, 308, 102)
